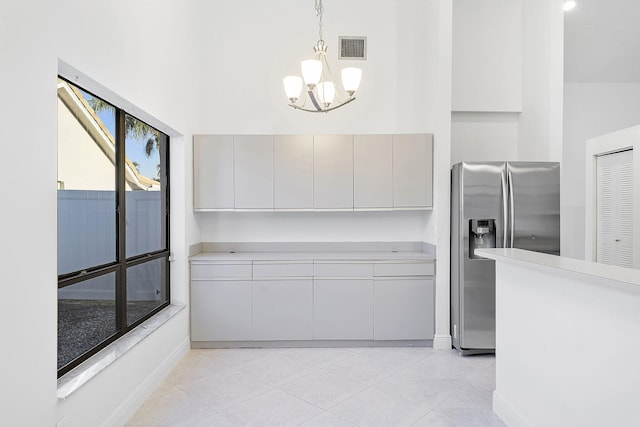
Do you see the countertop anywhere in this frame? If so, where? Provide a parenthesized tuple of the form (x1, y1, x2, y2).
(476, 248, 640, 288)
(191, 251, 435, 262)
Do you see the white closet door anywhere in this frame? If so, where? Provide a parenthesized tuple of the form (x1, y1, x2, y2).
(596, 149, 633, 267)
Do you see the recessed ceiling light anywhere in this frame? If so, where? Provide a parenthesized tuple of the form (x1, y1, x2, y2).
(563, 0, 577, 12)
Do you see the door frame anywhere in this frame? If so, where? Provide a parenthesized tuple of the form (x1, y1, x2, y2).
(585, 125, 640, 268)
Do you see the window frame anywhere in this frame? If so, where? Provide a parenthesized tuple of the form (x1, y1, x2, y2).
(57, 77, 171, 378)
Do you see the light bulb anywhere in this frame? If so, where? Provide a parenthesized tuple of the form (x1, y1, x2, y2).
(301, 59, 322, 88)
(563, 0, 576, 11)
(283, 76, 303, 103)
(342, 67, 362, 96)
(317, 82, 335, 106)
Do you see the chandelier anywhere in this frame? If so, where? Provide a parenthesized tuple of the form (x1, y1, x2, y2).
(283, 0, 362, 113)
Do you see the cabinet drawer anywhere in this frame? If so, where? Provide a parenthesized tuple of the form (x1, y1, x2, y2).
(253, 262, 313, 278)
(314, 262, 374, 278)
(374, 261, 434, 277)
(191, 263, 252, 280)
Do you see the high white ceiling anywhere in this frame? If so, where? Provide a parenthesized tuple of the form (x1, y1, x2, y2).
(564, 0, 640, 83)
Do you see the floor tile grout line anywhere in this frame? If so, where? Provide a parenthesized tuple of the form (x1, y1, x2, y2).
(127, 347, 500, 426)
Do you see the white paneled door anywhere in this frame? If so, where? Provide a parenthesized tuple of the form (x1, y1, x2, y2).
(596, 149, 633, 267)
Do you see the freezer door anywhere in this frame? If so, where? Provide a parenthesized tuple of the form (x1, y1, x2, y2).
(507, 162, 560, 255)
(451, 162, 506, 351)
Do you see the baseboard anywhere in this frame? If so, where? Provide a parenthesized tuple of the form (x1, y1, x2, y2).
(102, 336, 190, 427)
(432, 334, 452, 350)
(493, 390, 531, 427)
(192, 339, 433, 349)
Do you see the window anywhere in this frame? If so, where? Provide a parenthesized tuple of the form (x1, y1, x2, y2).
(57, 77, 170, 377)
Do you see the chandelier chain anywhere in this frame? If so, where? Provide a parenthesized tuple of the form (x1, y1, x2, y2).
(315, 0, 324, 41)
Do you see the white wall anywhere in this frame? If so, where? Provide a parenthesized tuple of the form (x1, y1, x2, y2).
(193, 0, 442, 246)
(0, 2, 58, 425)
(0, 0, 566, 423)
(452, 0, 522, 113)
(451, 112, 520, 165)
(451, 0, 564, 165)
(562, 82, 640, 259)
(518, 0, 564, 162)
(193, 0, 453, 348)
(0, 0, 200, 425)
(55, 0, 201, 423)
(2, 0, 451, 424)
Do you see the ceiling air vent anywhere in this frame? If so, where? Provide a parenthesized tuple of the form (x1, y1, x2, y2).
(339, 36, 367, 60)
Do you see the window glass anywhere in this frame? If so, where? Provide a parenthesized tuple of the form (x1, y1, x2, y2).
(58, 273, 117, 369)
(127, 257, 168, 325)
(57, 79, 117, 275)
(125, 114, 167, 258)
(57, 77, 170, 378)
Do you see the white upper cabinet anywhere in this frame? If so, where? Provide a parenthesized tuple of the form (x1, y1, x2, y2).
(193, 135, 234, 210)
(313, 135, 354, 210)
(393, 134, 433, 209)
(354, 135, 393, 209)
(274, 135, 314, 210)
(234, 135, 274, 210)
(194, 133, 433, 212)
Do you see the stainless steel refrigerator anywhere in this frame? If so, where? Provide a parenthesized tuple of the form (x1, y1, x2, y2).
(450, 161, 560, 354)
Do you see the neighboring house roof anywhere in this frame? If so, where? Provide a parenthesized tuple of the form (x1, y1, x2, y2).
(57, 80, 160, 191)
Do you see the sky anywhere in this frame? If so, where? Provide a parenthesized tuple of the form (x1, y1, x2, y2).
(83, 91, 160, 180)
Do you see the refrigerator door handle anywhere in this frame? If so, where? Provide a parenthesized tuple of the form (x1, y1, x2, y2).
(501, 170, 508, 248)
(508, 170, 515, 248)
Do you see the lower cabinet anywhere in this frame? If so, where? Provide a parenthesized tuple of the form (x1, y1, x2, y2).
(314, 279, 373, 340)
(190, 257, 435, 344)
(191, 280, 253, 341)
(253, 279, 313, 340)
(374, 278, 435, 340)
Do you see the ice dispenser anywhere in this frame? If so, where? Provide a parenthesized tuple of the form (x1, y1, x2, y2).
(469, 219, 496, 258)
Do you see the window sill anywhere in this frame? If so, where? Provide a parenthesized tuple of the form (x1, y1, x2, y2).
(57, 304, 185, 399)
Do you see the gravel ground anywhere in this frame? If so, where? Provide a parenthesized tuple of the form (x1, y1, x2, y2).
(58, 299, 160, 369)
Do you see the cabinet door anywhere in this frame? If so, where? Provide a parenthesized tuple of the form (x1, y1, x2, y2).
(274, 135, 314, 210)
(374, 278, 434, 340)
(193, 135, 234, 210)
(314, 279, 373, 339)
(191, 280, 253, 341)
(253, 280, 313, 340)
(354, 135, 393, 209)
(234, 135, 274, 210)
(314, 135, 354, 209)
(393, 134, 433, 209)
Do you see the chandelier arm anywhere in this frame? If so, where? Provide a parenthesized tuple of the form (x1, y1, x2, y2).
(307, 90, 323, 111)
(288, 96, 356, 113)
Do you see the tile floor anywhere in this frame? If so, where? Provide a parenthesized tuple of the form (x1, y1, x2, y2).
(126, 347, 506, 427)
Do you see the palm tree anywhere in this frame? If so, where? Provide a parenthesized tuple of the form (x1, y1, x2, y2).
(88, 97, 160, 178)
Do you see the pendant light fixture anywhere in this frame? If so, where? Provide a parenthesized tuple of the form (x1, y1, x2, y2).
(283, 0, 362, 113)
